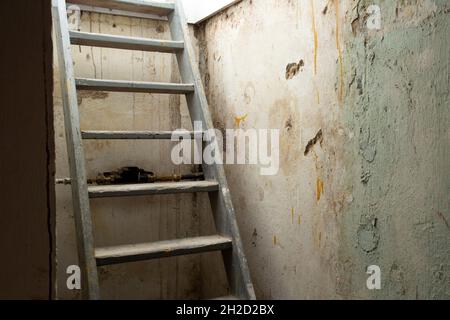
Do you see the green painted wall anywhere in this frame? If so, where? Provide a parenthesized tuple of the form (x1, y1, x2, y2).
(339, 0, 450, 299)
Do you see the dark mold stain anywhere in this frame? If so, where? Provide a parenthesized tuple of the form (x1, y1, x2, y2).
(77, 91, 109, 105)
(361, 170, 371, 184)
(285, 116, 294, 132)
(251, 229, 258, 247)
(156, 24, 165, 33)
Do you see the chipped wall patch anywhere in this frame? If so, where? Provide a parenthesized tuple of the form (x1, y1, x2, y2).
(357, 216, 380, 253)
(304, 129, 323, 156)
(285, 60, 305, 80)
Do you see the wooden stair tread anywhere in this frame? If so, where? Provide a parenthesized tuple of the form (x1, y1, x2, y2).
(68, 0, 174, 16)
(70, 31, 184, 53)
(95, 235, 233, 266)
(88, 180, 219, 198)
(75, 78, 195, 94)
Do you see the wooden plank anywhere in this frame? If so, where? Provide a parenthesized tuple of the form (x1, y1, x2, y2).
(82, 130, 199, 140)
(70, 31, 184, 53)
(52, 0, 100, 299)
(67, 4, 168, 21)
(168, 0, 256, 300)
(96, 236, 233, 266)
(88, 181, 219, 198)
(75, 78, 195, 94)
(68, 0, 174, 16)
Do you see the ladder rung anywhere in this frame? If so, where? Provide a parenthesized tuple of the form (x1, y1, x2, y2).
(82, 131, 201, 140)
(68, 0, 174, 16)
(70, 31, 184, 53)
(95, 235, 233, 266)
(76, 78, 195, 94)
(88, 181, 219, 198)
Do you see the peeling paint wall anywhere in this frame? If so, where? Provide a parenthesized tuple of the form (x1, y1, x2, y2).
(197, 0, 450, 299)
(54, 11, 226, 299)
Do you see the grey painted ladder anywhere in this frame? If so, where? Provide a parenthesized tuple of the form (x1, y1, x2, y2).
(52, 0, 255, 300)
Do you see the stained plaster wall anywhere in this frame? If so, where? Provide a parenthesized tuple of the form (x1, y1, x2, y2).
(54, 10, 228, 299)
(197, 0, 450, 299)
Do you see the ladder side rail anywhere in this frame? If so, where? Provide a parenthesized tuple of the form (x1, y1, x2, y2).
(52, 0, 100, 300)
(167, 0, 256, 300)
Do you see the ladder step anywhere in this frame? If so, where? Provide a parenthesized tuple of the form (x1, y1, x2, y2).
(76, 78, 195, 94)
(95, 235, 233, 266)
(88, 181, 219, 198)
(68, 0, 174, 16)
(82, 131, 201, 140)
(70, 31, 184, 53)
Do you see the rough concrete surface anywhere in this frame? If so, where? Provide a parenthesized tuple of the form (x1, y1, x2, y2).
(197, 0, 450, 299)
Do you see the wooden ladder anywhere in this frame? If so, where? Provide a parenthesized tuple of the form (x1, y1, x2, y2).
(52, 0, 255, 300)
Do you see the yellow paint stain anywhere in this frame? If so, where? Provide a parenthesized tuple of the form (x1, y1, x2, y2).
(291, 208, 295, 224)
(334, 0, 344, 104)
(234, 114, 248, 127)
(298, 215, 302, 225)
(311, 0, 318, 75)
(273, 235, 277, 246)
(316, 178, 324, 202)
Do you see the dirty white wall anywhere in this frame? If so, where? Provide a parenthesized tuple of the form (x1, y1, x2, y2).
(196, 0, 450, 299)
(54, 9, 228, 299)
(181, 0, 241, 23)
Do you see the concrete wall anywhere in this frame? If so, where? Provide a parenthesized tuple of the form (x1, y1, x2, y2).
(54, 10, 227, 299)
(0, 0, 54, 299)
(182, 0, 242, 23)
(197, 0, 450, 299)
